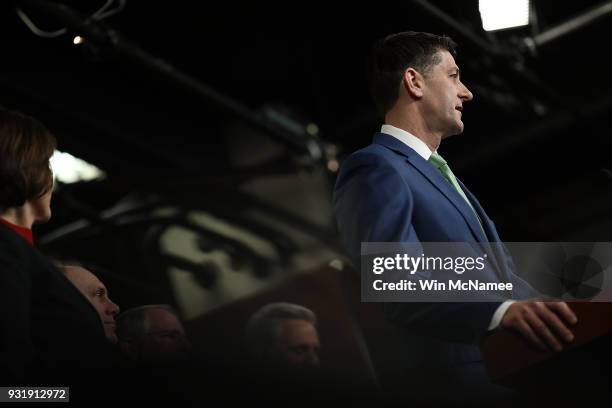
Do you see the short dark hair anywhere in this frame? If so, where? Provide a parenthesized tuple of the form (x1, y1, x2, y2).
(367, 31, 457, 117)
(0, 107, 56, 210)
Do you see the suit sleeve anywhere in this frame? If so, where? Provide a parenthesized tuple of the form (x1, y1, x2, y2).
(333, 151, 501, 344)
(0, 238, 34, 381)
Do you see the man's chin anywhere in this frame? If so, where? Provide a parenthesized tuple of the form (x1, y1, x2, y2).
(443, 123, 464, 139)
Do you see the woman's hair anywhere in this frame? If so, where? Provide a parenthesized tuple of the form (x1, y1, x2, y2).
(0, 107, 56, 210)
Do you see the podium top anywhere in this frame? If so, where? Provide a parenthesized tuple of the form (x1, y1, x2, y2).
(481, 302, 612, 380)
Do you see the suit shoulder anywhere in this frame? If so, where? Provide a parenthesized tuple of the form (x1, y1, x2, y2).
(339, 143, 406, 174)
(345, 143, 398, 160)
(0, 225, 30, 265)
(334, 144, 413, 198)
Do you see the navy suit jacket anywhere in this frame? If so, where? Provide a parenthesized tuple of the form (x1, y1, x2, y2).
(333, 133, 537, 372)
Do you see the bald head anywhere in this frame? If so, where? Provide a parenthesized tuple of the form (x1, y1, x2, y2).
(61, 265, 120, 343)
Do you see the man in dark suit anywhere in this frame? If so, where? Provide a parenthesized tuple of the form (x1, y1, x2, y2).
(333, 31, 577, 401)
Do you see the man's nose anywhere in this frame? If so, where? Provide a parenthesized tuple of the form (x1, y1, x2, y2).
(459, 81, 473, 102)
(108, 300, 120, 317)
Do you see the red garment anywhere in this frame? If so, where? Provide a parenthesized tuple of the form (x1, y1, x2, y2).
(0, 217, 34, 246)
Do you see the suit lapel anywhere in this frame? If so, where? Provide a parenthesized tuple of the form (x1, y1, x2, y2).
(458, 179, 507, 278)
(457, 179, 499, 242)
(407, 156, 489, 243)
(373, 133, 487, 243)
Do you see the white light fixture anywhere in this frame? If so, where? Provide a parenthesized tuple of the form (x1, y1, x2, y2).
(479, 0, 530, 31)
(72, 35, 84, 45)
(50, 150, 105, 184)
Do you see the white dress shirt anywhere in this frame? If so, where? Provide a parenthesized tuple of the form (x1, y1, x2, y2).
(381, 124, 514, 331)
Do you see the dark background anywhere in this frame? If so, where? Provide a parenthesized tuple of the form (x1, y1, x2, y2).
(2, 0, 612, 394)
(2, 0, 611, 243)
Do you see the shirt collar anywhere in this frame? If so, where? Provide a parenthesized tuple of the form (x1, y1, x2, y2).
(0, 217, 34, 246)
(380, 124, 433, 161)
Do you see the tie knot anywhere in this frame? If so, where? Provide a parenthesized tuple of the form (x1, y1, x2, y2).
(428, 151, 447, 169)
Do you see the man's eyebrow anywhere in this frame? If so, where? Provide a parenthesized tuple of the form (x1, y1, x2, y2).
(450, 67, 460, 75)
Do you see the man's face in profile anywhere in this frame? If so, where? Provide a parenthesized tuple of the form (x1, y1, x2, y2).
(420, 49, 473, 139)
(63, 266, 120, 343)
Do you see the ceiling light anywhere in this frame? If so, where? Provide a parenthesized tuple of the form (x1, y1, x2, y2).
(50, 150, 105, 184)
(479, 0, 530, 31)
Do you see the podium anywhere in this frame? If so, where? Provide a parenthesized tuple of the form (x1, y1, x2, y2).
(481, 302, 612, 393)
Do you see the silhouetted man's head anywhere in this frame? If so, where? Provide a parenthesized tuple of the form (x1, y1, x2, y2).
(246, 302, 320, 372)
(116, 305, 192, 364)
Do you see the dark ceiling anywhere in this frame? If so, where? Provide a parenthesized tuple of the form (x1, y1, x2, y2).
(2, 0, 612, 247)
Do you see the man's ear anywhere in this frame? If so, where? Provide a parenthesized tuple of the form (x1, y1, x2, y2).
(403, 68, 424, 98)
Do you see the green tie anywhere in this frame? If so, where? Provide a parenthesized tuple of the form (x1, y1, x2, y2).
(428, 151, 484, 229)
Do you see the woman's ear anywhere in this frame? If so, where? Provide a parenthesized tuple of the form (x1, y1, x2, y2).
(402, 68, 424, 99)
(29, 189, 52, 224)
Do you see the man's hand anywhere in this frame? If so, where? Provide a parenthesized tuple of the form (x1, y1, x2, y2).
(500, 301, 577, 352)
